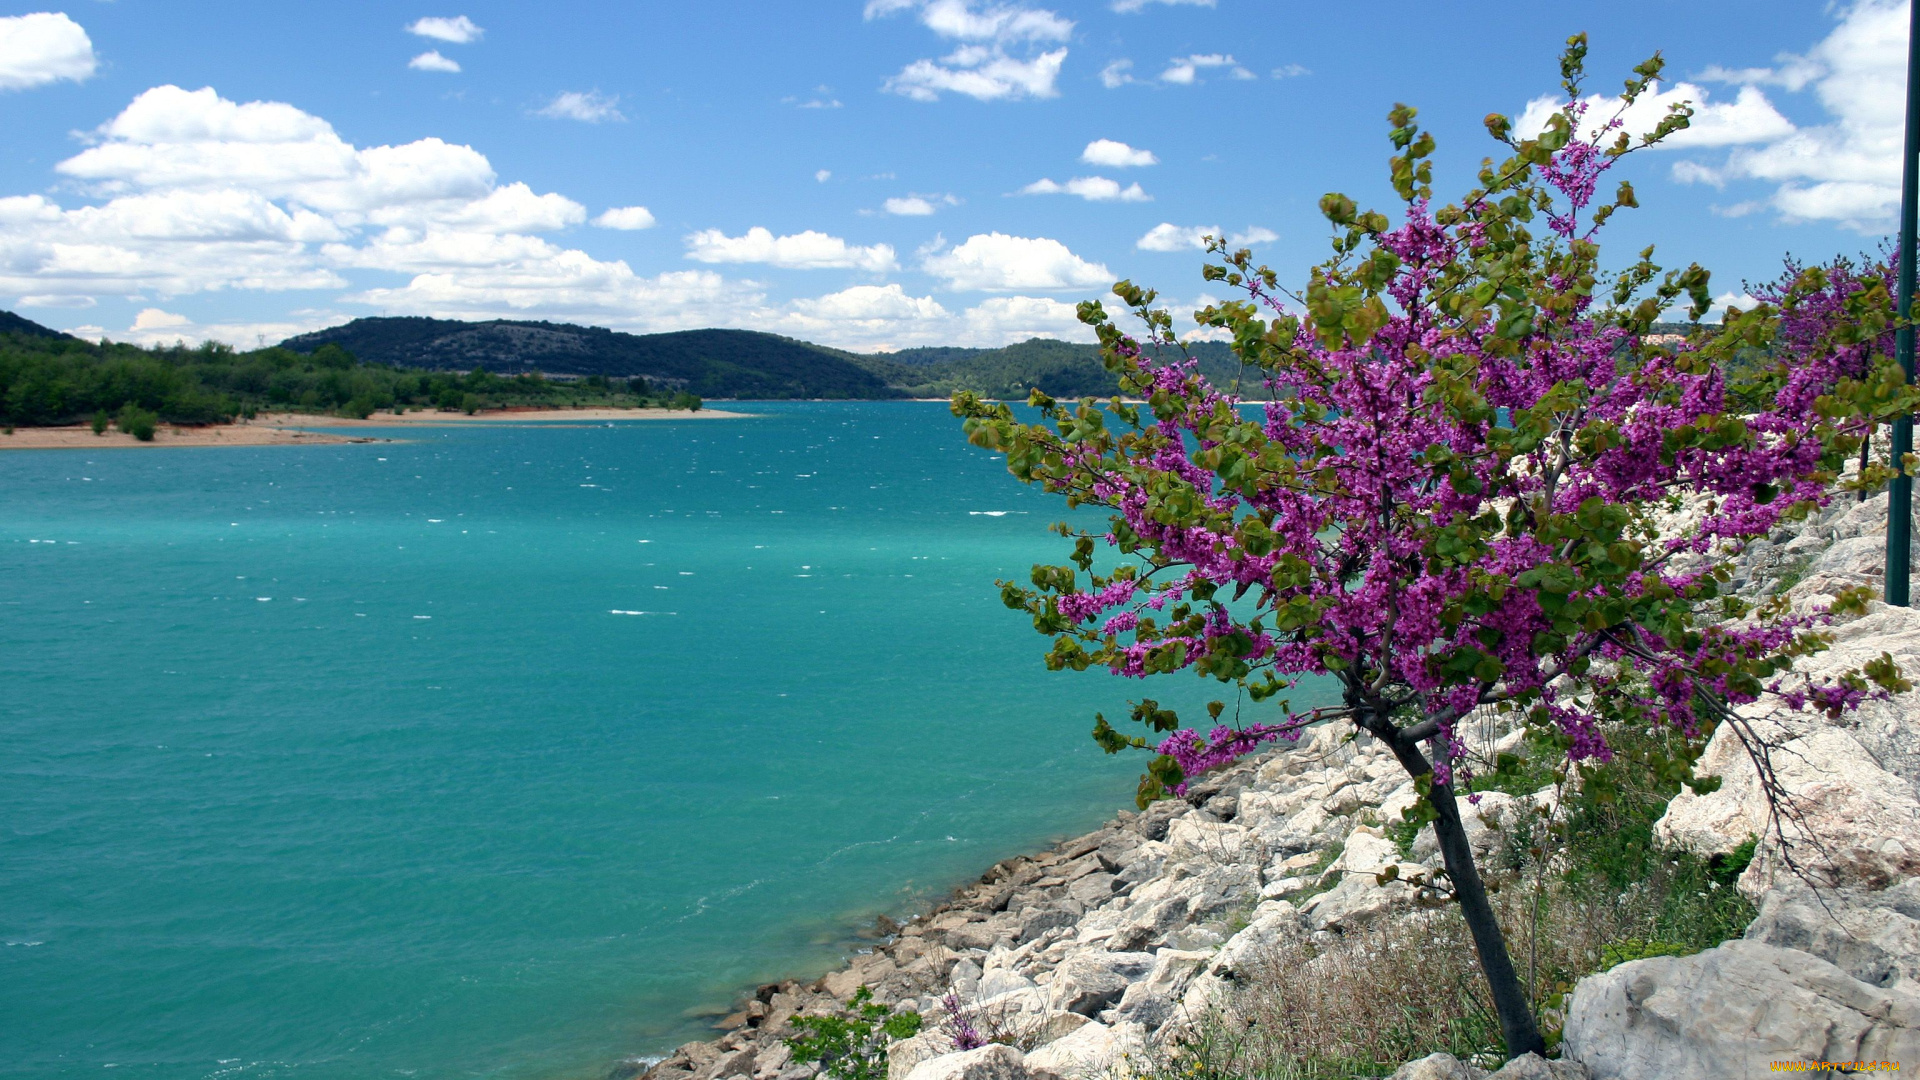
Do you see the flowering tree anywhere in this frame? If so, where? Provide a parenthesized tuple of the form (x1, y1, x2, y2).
(953, 38, 1916, 1060)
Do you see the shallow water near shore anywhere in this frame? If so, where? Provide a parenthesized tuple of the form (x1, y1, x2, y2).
(0, 402, 1240, 1080)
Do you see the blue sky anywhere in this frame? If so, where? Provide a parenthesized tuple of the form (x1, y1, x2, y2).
(0, 1, 1903, 351)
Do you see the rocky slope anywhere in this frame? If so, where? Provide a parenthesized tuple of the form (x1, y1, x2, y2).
(634, 492, 1920, 1080)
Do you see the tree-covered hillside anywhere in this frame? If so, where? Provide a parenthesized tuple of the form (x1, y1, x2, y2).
(857, 337, 1256, 399)
(281, 317, 1271, 401)
(0, 311, 74, 340)
(282, 318, 904, 400)
(0, 319, 695, 427)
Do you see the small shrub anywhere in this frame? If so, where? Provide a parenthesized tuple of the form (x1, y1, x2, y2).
(1467, 751, 1560, 798)
(117, 405, 158, 442)
(1598, 938, 1695, 970)
(786, 987, 922, 1080)
(91, 411, 109, 435)
(1385, 817, 1422, 861)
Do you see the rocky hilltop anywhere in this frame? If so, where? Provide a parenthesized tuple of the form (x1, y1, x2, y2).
(636, 492, 1920, 1080)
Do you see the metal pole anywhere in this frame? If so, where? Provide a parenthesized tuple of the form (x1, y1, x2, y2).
(1888, 0, 1920, 607)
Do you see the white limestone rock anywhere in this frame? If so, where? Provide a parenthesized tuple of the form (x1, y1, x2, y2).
(1563, 939, 1920, 1080)
(902, 1044, 1033, 1080)
(1653, 718, 1920, 897)
(1046, 951, 1154, 1016)
(1386, 1053, 1485, 1080)
(1484, 1054, 1589, 1080)
(1746, 880, 1920, 989)
(1022, 1020, 1147, 1080)
(1107, 948, 1212, 1029)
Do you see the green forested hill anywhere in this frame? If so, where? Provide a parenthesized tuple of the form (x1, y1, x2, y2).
(280, 317, 1265, 401)
(0, 308, 1282, 430)
(0, 311, 76, 340)
(0, 318, 697, 428)
(281, 318, 904, 400)
(856, 337, 1257, 399)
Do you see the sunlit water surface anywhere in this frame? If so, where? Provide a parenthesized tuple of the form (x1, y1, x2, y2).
(1, 402, 1271, 1080)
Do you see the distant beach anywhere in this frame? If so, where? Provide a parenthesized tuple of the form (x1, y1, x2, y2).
(0, 406, 746, 450)
(257, 406, 751, 426)
(0, 424, 379, 450)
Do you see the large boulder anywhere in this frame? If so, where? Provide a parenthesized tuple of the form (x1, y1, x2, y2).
(1046, 951, 1155, 1016)
(1298, 874, 1415, 934)
(1746, 880, 1920, 990)
(969, 987, 1051, 1038)
(1564, 939, 1920, 1079)
(1654, 717, 1920, 897)
(1205, 901, 1298, 981)
(1022, 1020, 1147, 1080)
(1106, 948, 1212, 1029)
(888, 1032, 957, 1080)
(901, 1044, 1032, 1080)
(1484, 1055, 1589, 1080)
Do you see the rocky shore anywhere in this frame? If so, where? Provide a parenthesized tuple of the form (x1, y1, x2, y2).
(634, 492, 1920, 1080)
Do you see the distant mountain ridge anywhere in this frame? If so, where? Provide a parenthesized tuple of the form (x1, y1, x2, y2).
(0, 310, 77, 340)
(281, 318, 901, 400)
(280, 316, 1255, 400)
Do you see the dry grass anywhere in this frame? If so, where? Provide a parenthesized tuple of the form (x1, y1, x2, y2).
(1147, 850, 1750, 1080)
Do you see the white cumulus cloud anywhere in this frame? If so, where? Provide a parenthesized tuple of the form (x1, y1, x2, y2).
(1112, 0, 1214, 10)
(1099, 59, 1134, 88)
(1136, 223, 1217, 251)
(538, 91, 625, 123)
(870, 0, 1072, 102)
(406, 16, 483, 44)
(0, 84, 605, 307)
(1515, 82, 1794, 150)
(1081, 139, 1157, 167)
(408, 51, 461, 73)
(684, 226, 897, 272)
(1160, 53, 1247, 84)
(921, 232, 1111, 291)
(1523, 1, 1903, 232)
(0, 12, 95, 91)
(593, 206, 656, 230)
(1019, 176, 1149, 202)
(885, 196, 937, 215)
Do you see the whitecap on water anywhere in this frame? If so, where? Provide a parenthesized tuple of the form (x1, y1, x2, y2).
(968, 511, 1016, 517)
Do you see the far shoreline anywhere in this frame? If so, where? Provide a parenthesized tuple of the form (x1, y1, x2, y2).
(257, 406, 751, 426)
(0, 405, 748, 450)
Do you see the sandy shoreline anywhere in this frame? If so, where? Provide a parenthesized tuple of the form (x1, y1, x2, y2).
(0, 424, 385, 450)
(0, 406, 746, 450)
(258, 406, 749, 426)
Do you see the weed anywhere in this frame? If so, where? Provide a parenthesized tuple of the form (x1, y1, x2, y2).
(785, 987, 921, 1080)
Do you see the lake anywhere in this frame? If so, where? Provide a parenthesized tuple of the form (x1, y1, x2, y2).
(0, 402, 1244, 1080)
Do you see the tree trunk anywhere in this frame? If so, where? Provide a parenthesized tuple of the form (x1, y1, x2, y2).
(1861, 432, 1873, 503)
(1427, 776, 1547, 1059)
(1377, 728, 1547, 1060)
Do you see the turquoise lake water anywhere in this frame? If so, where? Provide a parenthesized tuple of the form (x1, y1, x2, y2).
(0, 402, 1244, 1080)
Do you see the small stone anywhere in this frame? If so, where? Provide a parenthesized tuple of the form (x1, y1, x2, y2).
(1387, 1052, 1485, 1080)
